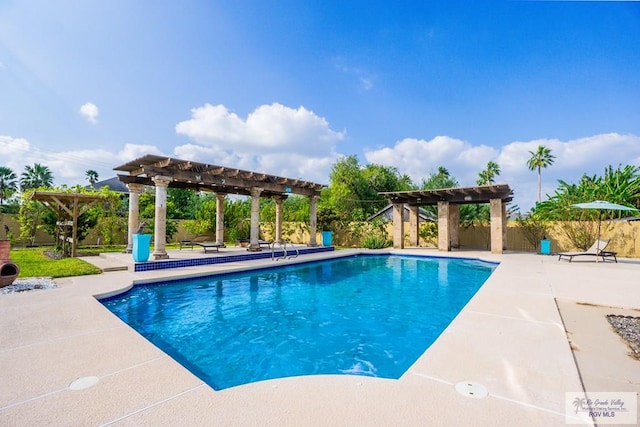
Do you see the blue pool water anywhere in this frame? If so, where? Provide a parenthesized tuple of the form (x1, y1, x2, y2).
(102, 254, 496, 390)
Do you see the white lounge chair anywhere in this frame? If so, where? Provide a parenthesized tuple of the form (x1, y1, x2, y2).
(557, 239, 617, 263)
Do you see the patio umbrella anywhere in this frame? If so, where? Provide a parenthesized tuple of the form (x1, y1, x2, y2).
(570, 200, 639, 256)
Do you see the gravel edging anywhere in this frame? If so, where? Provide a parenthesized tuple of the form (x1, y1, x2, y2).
(0, 277, 58, 295)
(607, 314, 640, 360)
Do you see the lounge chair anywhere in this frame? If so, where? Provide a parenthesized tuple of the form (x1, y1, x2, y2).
(179, 235, 211, 250)
(194, 241, 224, 253)
(557, 239, 617, 263)
(235, 238, 272, 249)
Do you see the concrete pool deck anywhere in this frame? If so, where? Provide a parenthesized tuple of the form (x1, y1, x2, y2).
(0, 248, 639, 426)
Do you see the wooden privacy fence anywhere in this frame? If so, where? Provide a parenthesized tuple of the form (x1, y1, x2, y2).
(382, 221, 640, 258)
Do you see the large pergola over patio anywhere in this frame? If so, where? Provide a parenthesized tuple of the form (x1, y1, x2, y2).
(380, 184, 514, 254)
(114, 154, 325, 259)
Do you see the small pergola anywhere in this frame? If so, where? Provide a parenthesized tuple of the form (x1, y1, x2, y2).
(29, 191, 105, 257)
(380, 184, 514, 254)
(114, 154, 326, 259)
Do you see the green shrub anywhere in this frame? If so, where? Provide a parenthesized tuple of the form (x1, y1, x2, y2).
(419, 222, 438, 245)
(515, 216, 549, 251)
(362, 234, 390, 249)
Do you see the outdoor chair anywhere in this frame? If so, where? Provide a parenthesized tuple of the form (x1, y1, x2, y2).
(557, 239, 617, 263)
(179, 235, 211, 250)
(194, 241, 224, 253)
(235, 238, 273, 249)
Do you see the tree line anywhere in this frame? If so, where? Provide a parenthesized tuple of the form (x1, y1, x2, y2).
(0, 163, 100, 207)
(2, 146, 639, 250)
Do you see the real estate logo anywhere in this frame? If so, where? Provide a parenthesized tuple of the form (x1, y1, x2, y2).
(565, 392, 637, 425)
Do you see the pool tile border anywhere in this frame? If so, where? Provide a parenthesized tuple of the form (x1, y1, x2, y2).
(133, 246, 335, 272)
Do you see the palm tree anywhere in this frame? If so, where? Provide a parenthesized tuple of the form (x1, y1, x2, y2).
(0, 166, 18, 205)
(20, 163, 54, 191)
(85, 169, 99, 187)
(421, 166, 458, 190)
(527, 145, 555, 203)
(476, 161, 501, 186)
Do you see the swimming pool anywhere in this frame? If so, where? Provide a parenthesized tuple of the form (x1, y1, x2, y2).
(102, 254, 496, 390)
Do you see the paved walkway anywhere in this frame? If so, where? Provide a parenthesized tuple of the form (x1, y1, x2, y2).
(0, 249, 638, 426)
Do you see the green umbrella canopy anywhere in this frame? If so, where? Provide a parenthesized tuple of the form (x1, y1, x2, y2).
(570, 200, 638, 211)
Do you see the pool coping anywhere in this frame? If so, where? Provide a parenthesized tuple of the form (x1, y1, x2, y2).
(1, 248, 639, 426)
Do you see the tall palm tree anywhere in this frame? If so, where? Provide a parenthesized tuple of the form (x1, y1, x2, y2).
(527, 145, 555, 203)
(85, 169, 99, 187)
(20, 163, 54, 191)
(0, 166, 18, 205)
(421, 166, 458, 190)
(476, 161, 501, 186)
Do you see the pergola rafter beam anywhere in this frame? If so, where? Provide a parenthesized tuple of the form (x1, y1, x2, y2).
(114, 154, 325, 198)
(380, 184, 513, 206)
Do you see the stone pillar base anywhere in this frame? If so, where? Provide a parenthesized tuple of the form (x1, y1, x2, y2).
(247, 245, 262, 252)
(153, 252, 170, 260)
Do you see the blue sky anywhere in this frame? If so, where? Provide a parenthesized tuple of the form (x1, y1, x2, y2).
(1, 1, 639, 211)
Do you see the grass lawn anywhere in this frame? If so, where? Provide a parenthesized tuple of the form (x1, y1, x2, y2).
(10, 246, 118, 278)
(9, 243, 184, 278)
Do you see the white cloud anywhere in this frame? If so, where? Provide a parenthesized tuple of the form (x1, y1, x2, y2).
(0, 101, 344, 194)
(45, 149, 118, 180)
(175, 103, 344, 181)
(332, 58, 376, 91)
(359, 77, 374, 91)
(365, 136, 498, 186)
(365, 133, 640, 213)
(79, 102, 99, 124)
(117, 143, 164, 163)
(0, 135, 129, 189)
(0, 61, 5, 70)
(4, 121, 639, 216)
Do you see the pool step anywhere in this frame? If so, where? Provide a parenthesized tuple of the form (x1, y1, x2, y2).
(81, 255, 129, 273)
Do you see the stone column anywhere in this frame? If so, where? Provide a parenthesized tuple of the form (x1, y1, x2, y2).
(152, 176, 172, 259)
(308, 195, 318, 247)
(274, 195, 286, 244)
(490, 198, 504, 254)
(392, 202, 404, 249)
(125, 183, 144, 253)
(502, 202, 508, 250)
(437, 201, 451, 251)
(248, 187, 263, 252)
(409, 205, 419, 247)
(450, 204, 460, 249)
(215, 193, 226, 246)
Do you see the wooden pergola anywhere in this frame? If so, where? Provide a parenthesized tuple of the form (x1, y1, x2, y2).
(114, 154, 326, 258)
(114, 154, 325, 198)
(380, 184, 514, 253)
(29, 191, 105, 257)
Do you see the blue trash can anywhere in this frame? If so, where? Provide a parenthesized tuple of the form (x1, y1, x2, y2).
(540, 239, 551, 255)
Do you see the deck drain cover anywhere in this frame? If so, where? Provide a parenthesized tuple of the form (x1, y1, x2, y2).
(454, 381, 488, 399)
(69, 376, 100, 390)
